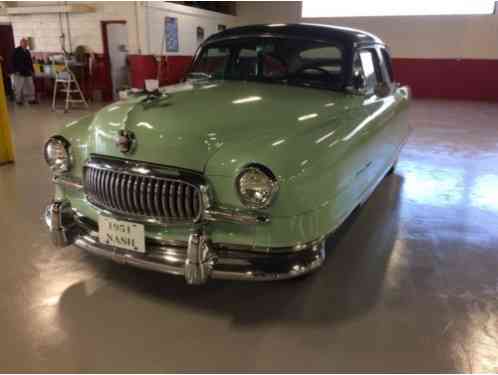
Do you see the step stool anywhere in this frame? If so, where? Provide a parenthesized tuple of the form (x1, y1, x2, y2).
(52, 68, 88, 113)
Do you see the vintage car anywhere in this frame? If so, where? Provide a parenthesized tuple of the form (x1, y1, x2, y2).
(44, 24, 410, 284)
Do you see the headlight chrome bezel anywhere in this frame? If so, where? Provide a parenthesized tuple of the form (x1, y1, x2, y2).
(235, 164, 279, 209)
(44, 135, 73, 174)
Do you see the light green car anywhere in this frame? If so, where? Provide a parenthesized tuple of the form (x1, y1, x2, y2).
(44, 24, 411, 284)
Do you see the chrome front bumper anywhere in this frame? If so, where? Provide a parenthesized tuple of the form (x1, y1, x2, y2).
(44, 200, 326, 285)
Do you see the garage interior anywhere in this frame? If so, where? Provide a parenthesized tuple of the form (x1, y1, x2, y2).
(0, 1, 497, 372)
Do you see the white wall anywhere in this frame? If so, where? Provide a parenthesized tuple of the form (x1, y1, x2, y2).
(6, 2, 139, 53)
(6, 1, 495, 59)
(141, 2, 237, 56)
(3, 1, 236, 56)
(236, 1, 498, 59)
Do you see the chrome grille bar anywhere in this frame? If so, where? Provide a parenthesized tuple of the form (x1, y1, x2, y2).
(83, 157, 203, 223)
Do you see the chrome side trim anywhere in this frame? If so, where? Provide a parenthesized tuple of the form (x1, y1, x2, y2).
(203, 207, 270, 224)
(53, 175, 84, 191)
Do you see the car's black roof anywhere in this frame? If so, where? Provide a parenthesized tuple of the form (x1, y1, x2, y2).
(204, 23, 384, 47)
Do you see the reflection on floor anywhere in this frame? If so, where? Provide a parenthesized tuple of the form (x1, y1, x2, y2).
(0, 99, 497, 372)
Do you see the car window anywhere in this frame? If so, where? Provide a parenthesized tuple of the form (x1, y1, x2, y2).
(299, 46, 342, 59)
(191, 47, 230, 77)
(360, 50, 378, 90)
(353, 49, 383, 93)
(190, 37, 346, 91)
(298, 46, 342, 74)
(233, 48, 258, 78)
(380, 48, 394, 83)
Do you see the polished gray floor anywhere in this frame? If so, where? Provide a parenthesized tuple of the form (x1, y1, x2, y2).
(0, 100, 497, 372)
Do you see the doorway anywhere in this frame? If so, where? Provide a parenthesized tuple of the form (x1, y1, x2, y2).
(102, 21, 129, 101)
(0, 24, 15, 100)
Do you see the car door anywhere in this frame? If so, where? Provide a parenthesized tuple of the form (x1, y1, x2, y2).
(376, 46, 411, 162)
(343, 47, 392, 202)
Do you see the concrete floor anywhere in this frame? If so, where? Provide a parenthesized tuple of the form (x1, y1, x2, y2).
(0, 99, 497, 372)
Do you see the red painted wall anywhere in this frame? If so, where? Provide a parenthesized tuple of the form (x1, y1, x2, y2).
(393, 58, 498, 101)
(128, 55, 193, 89)
(127, 55, 498, 102)
(29, 52, 498, 102)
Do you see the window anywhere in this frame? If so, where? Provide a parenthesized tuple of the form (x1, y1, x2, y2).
(380, 48, 394, 83)
(299, 46, 342, 73)
(191, 47, 230, 77)
(299, 46, 342, 60)
(190, 37, 346, 91)
(302, 0, 496, 17)
(233, 48, 258, 78)
(353, 49, 382, 93)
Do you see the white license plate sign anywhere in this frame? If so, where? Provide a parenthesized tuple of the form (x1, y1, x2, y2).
(98, 216, 145, 253)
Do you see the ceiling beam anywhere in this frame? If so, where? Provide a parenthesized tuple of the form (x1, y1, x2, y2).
(6, 4, 96, 15)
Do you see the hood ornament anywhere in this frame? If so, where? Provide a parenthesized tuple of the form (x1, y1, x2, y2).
(116, 130, 136, 154)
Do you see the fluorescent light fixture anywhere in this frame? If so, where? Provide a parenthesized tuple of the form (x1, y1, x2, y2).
(232, 96, 262, 104)
(302, 0, 495, 17)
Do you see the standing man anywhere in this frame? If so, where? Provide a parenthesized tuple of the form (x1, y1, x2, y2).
(11, 38, 37, 105)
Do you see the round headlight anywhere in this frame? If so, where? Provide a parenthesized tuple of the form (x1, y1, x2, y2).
(44, 136, 72, 174)
(236, 165, 279, 209)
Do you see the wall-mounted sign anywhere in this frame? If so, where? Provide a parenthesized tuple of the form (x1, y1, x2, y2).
(165, 17, 179, 52)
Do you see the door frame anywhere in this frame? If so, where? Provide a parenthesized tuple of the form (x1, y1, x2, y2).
(101, 20, 127, 101)
(0, 24, 15, 98)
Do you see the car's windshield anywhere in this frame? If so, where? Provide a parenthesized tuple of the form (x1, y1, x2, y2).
(189, 37, 345, 91)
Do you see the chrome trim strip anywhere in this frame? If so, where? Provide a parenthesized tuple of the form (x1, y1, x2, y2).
(85, 155, 205, 186)
(53, 175, 84, 191)
(203, 207, 269, 224)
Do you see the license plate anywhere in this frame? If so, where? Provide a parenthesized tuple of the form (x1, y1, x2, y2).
(98, 216, 145, 253)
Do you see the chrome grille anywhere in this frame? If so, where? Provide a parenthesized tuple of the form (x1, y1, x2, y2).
(83, 158, 202, 223)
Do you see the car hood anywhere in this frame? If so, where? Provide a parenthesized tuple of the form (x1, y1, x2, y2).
(88, 80, 353, 173)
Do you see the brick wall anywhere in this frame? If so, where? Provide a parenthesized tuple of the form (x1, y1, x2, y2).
(9, 2, 138, 54)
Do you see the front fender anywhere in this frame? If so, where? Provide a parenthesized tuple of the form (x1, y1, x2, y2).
(204, 103, 365, 218)
(53, 114, 95, 179)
